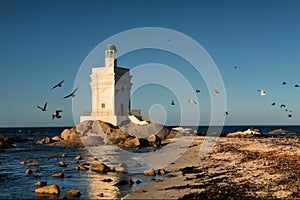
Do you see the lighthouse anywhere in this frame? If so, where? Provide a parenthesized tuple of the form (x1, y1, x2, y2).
(80, 44, 132, 126)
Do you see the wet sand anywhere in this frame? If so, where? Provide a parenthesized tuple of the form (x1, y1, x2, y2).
(124, 136, 300, 199)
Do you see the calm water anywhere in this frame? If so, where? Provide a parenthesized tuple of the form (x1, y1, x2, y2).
(1, 125, 300, 199)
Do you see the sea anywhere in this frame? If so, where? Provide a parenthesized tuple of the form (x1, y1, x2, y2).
(1, 125, 300, 199)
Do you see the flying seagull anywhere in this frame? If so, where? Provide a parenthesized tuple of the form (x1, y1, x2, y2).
(195, 89, 200, 93)
(280, 104, 286, 108)
(214, 89, 220, 96)
(282, 81, 287, 85)
(271, 102, 276, 106)
(288, 114, 292, 118)
(295, 84, 299, 88)
(171, 99, 175, 105)
(52, 110, 63, 119)
(224, 111, 229, 116)
(188, 99, 197, 104)
(51, 80, 64, 90)
(258, 89, 266, 96)
(37, 102, 47, 111)
(63, 87, 78, 99)
(234, 66, 238, 69)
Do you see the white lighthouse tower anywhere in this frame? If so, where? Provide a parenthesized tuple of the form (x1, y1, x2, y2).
(80, 44, 132, 126)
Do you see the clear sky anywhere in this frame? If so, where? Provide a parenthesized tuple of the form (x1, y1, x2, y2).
(1, 0, 300, 127)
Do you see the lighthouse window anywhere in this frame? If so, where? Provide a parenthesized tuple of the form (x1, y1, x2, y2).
(101, 103, 105, 108)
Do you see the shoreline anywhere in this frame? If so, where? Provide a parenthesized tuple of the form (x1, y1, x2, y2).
(124, 136, 300, 199)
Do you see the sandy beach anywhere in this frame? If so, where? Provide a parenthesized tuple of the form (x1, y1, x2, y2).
(124, 135, 300, 199)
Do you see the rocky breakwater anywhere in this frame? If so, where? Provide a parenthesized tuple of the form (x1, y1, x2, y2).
(0, 136, 32, 152)
(37, 120, 176, 148)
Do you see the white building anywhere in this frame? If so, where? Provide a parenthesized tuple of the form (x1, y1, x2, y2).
(80, 44, 132, 126)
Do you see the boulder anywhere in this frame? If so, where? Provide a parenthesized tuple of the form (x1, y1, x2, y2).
(147, 134, 161, 147)
(158, 168, 166, 175)
(226, 128, 264, 138)
(75, 166, 89, 171)
(35, 181, 47, 187)
(123, 137, 140, 148)
(50, 139, 84, 147)
(36, 137, 52, 144)
(61, 154, 66, 158)
(58, 161, 67, 167)
(74, 155, 82, 160)
(26, 160, 40, 167)
(52, 172, 64, 178)
(91, 163, 110, 174)
(51, 136, 62, 141)
(25, 169, 32, 175)
(144, 168, 156, 176)
(35, 184, 60, 195)
(20, 161, 26, 165)
(64, 189, 81, 197)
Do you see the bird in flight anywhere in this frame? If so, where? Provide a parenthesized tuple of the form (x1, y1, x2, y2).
(282, 81, 287, 85)
(63, 87, 78, 99)
(280, 104, 286, 108)
(234, 66, 238, 69)
(288, 114, 292, 118)
(171, 99, 175, 105)
(271, 102, 276, 106)
(224, 111, 229, 116)
(51, 80, 64, 89)
(52, 110, 63, 119)
(188, 99, 197, 104)
(258, 89, 266, 96)
(214, 89, 220, 96)
(295, 84, 299, 88)
(37, 102, 47, 111)
(195, 89, 200, 93)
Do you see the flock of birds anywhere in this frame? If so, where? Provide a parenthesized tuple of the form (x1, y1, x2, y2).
(170, 65, 298, 119)
(258, 81, 299, 118)
(36, 80, 78, 120)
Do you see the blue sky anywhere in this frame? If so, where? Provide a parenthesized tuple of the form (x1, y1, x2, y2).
(1, 0, 300, 127)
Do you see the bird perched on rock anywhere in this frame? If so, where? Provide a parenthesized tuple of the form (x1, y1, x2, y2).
(52, 110, 63, 119)
(188, 99, 197, 104)
(63, 87, 78, 99)
(37, 102, 47, 111)
(51, 80, 64, 89)
(258, 89, 266, 96)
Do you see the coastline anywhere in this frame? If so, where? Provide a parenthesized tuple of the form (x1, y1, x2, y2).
(124, 136, 300, 199)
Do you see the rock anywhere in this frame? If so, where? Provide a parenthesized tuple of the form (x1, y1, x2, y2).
(61, 154, 66, 158)
(147, 134, 161, 147)
(75, 166, 89, 171)
(36, 137, 52, 144)
(35, 181, 47, 187)
(61, 128, 78, 140)
(158, 168, 166, 175)
(25, 169, 32, 175)
(268, 129, 288, 134)
(114, 166, 126, 173)
(114, 180, 128, 186)
(0, 141, 14, 149)
(101, 178, 113, 182)
(136, 179, 142, 184)
(50, 139, 84, 147)
(26, 160, 40, 167)
(35, 184, 60, 195)
(226, 128, 264, 138)
(128, 179, 134, 185)
(58, 161, 67, 167)
(144, 168, 156, 176)
(64, 189, 81, 197)
(20, 161, 26, 165)
(123, 137, 141, 148)
(74, 155, 82, 160)
(52, 172, 64, 178)
(91, 163, 110, 174)
(52, 136, 62, 141)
